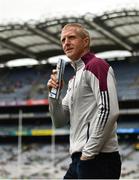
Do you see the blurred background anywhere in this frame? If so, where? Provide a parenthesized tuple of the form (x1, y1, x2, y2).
(0, 0, 139, 179)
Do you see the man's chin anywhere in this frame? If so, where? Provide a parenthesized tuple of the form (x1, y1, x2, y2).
(66, 53, 73, 59)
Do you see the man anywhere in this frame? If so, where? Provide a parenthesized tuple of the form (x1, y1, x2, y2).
(47, 23, 121, 179)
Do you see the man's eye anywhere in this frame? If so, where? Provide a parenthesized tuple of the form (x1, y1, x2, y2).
(69, 36, 75, 39)
(61, 39, 65, 43)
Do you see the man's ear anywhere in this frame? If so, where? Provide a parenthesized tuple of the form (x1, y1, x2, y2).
(83, 37, 89, 48)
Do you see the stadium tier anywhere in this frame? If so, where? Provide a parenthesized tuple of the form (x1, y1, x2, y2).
(0, 57, 138, 139)
(109, 59, 139, 101)
(0, 58, 139, 104)
(0, 58, 139, 105)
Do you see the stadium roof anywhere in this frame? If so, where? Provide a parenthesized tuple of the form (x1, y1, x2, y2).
(0, 9, 139, 63)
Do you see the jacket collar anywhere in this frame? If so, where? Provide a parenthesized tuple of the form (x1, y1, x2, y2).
(71, 58, 84, 71)
(81, 52, 95, 65)
(70, 52, 95, 71)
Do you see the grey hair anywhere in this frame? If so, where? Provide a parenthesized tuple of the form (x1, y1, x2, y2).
(62, 23, 90, 39)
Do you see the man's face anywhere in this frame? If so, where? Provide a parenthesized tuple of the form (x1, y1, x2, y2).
(61, 27, 87, 61)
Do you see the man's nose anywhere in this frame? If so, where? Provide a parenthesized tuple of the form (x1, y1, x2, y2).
(64, 38, 70, 44)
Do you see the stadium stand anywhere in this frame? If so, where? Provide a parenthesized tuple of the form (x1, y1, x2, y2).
(0, 57, 139, 179)
(0, 57, 138, 102)
(109, 58, 139, 100)
(0, 57, 139, 140)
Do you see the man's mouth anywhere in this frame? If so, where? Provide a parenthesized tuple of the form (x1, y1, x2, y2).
(65, 48, 73, 53)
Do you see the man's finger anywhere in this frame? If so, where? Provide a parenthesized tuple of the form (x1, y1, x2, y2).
(52, 69, 57, 74)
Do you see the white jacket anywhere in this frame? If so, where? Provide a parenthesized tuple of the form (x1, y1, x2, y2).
(49, 52, 119, 158)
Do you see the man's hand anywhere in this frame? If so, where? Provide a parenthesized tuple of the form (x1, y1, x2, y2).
(80, 155, 94, 160)
(47, 69, 58, 91)
(47, 69, 64, 91)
